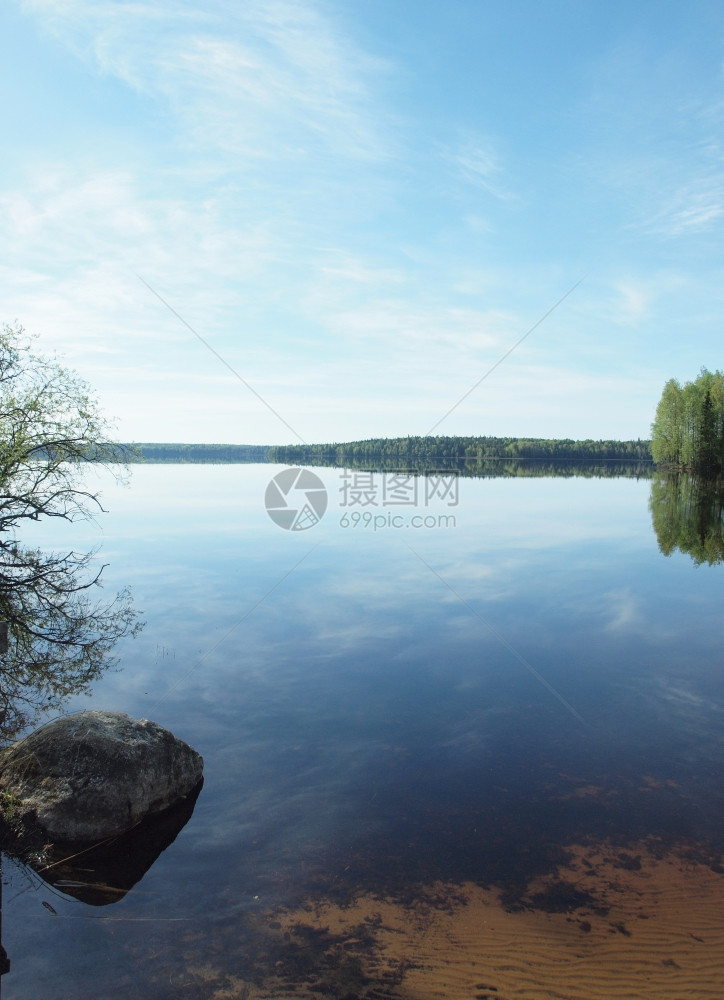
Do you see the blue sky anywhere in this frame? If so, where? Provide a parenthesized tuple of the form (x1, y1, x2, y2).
(1, 0, 723, 445)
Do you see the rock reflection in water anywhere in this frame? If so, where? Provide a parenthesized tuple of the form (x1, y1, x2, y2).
(29, 779, 203, 907)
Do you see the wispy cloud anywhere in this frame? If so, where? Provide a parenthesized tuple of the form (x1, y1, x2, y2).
(442, 136, 516, 201)
(0, 164, 282, 350)
(611, 280, 651, 326)
(22, 0, 393, 163)
(646, 174, 724, 236)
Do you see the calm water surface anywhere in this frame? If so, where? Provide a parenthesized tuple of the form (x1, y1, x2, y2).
(2, 464, 723, 998)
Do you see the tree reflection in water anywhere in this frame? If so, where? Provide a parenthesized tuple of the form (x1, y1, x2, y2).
(0, 541, 145, 986)
(649, 472, 724, 565)
(0, 540, 142, 745)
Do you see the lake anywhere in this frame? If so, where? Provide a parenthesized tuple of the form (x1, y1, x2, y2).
(2, 463, 724, 999)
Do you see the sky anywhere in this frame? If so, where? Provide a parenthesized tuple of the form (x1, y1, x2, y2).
(1, 0, 723, 446)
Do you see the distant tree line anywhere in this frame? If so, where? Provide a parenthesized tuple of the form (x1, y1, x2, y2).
(125, 443, 270, 463)
(106, 436, 654, 468)
(651, 369, 724, 475)
(268, 435, 652, 466)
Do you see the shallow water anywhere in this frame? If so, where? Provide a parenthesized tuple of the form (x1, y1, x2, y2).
(2, 464, 723, 999)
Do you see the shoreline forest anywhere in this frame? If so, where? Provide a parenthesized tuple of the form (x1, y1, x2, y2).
(126, 437, 653, 465)
(650, 369, 724, 475)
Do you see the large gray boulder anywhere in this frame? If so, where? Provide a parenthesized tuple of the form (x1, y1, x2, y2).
(0, 710, 203, 842)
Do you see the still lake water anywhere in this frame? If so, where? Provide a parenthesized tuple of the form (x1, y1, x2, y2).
(2, 463, 724, 998)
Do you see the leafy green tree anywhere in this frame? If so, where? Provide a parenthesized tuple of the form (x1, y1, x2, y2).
(651, 369, 724, 474)
(0, 323, 142, 740)
(651, 379, 684, 465)
(0, 323, 133, 534)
